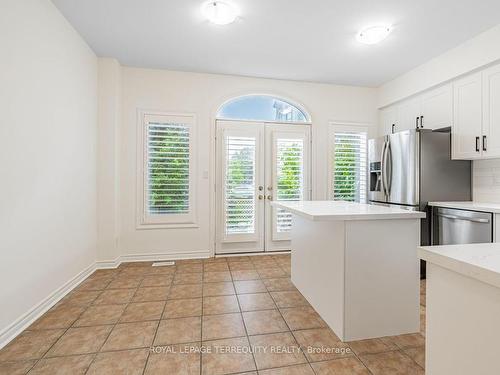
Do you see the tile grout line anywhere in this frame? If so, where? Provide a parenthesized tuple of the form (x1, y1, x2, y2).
(398, 345, 426, 370)
(229, 263, 259, 374)
(83, 274, 143, 375)
(267, 276, 371, 375)
(81, 266, 172, 373)
(141, 271, 173, 375)
(272, 294, 315, 374)
(142, 287, 169, 375)
(199, 261, 207, 375)
(24, 274, 117, 374)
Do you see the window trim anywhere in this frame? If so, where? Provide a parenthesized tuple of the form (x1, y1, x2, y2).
(328, 122, 369, 203)
(136, 110, 198, 229)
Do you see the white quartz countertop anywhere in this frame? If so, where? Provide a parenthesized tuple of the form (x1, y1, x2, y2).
(428, 201, 500, 214)
(271, 201, 426, 221)
(419, 243, 500, 289)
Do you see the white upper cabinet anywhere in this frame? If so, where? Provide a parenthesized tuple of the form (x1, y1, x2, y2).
(379, 62, 500, 160)
(397, 97, 421, 132)
(451, 62, 500, 160)
(420, 84, 453, 130)
(482, 63, 500, 158)
(452, 71, 483, 160)
(379, 106, 398, 136)
(378, 83, 453, 136)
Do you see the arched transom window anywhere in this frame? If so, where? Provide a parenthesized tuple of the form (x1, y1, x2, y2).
(217, 95, 310, 123)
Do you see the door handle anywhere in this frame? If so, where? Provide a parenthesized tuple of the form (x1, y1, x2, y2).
(391, 124, 395, 134)
(267, 195, 273, 201)
(420, 115, 424, 128)
(435, 213, 490, 223)
(483, 135, 487, 152)
(476, 136, 480, 152)
(258, 195, 264, 200)
(380, 141, 387, 196)
(383, 141, 392, 195)
(415, 117, 419, 129)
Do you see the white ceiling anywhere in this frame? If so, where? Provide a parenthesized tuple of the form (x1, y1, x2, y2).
(52, 0, 500, 87)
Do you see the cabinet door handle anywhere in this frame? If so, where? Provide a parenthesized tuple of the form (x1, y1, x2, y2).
(420, 115, 424, 128)
(415, 117, 419, 129)
(476, 136, 480, 152)
(391, 124, 395, 133)
(483, 135, 487, 152)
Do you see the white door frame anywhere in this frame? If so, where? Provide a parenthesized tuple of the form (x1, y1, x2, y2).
(265, 123, 311, 251)
(213, 119, 312, 255)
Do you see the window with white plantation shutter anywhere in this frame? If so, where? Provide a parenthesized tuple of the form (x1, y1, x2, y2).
(276, 138, 304, 233)
(330, 125, 368, 203)
(139, 112, 196, 227)
(224, 136, 256, 235)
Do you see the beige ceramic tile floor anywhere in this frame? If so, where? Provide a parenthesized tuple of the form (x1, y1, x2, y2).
(0, 254, 426, 374)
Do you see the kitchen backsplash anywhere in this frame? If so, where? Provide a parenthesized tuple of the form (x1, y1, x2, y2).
(473, 159, 500, 203)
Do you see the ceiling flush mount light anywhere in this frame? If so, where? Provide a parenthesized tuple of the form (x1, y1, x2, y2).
(357, 25, 392, 45)
(202, 1, 238, 25)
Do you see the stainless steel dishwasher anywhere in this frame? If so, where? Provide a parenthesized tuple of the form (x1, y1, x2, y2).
(432, 207, 493, 245)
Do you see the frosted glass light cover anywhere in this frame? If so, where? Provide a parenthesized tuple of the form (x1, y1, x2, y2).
(202, 1, 238, 25)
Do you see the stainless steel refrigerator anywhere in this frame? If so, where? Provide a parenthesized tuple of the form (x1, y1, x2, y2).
(368, 128, 472, 274)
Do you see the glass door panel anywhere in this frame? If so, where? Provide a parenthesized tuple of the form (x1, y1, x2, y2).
(265, 124, 311, 251)
(216, 121, 264, 253)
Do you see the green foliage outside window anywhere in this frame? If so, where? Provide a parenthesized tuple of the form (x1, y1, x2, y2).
(148, 124, 190, 214)
(333, 139, 359, 202)
(226, 145, 254, 233)
(277, 143, 302, 201)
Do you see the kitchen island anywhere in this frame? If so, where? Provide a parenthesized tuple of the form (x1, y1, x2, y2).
(419, 243, 500, 375)
(272, 200, 425, 342)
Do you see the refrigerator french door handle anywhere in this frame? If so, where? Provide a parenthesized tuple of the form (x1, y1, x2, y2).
(382, 141, 390, 198)
(385, 141, 393, 195)
(380, 141, 387, 197)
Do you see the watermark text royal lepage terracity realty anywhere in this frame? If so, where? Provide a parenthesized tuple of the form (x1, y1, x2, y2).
(150, 344, 351, 355)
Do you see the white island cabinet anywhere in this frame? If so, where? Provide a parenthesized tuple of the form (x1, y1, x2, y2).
(272, 200, 425, 342)
(419, 243, 500, 375)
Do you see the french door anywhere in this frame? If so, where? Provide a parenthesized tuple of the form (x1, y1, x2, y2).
(216, 120, 311, 254)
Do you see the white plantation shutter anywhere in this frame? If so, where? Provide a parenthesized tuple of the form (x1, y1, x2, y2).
(276, 138, 304, 233)
(140, 113, 196, 226)
(330, 127, 367, 203)
(224, 136, 256, 235)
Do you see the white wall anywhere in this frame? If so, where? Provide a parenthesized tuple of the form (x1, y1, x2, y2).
(112, 67, 378, 259)
(379, 23, 500, 108)
(0, 0, 98, 343)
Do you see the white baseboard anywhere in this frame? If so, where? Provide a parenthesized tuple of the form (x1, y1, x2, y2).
(119, 250, 210, 263)
(0, 262, 96, 350)
(0, 250, 210, 350)
(95, 257, 121, 269)
(216, 250, 291, 258)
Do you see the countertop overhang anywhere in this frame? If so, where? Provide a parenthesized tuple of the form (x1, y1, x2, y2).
(271, 201, 426, 221)
(419, 243, 500, 289)
(428, 201, 500, 213)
